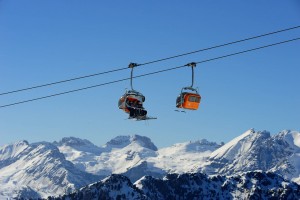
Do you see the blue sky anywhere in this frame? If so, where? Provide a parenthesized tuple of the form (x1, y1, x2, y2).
(0, 1, 299, 148)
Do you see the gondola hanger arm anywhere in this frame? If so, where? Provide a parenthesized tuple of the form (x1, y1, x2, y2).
(128, 62, 139, 91)
(185, 62, 197, 88)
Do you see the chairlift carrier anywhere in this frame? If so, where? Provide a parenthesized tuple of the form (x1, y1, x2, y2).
(176, 62, 201, 111)
(118, 63, 156, 120)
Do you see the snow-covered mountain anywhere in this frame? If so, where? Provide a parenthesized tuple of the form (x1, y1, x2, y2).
(51, 171, 300, 200)
(49, 174, 148, 200)
(55, 135, 159, 178)
(0, 140, 100, 199)
(53, 137, 103, 155)
(55, 135, 219, 182)
(198, 129, 300, 184)
(150, 139, 220, 174)
(1, 129, 300, 199)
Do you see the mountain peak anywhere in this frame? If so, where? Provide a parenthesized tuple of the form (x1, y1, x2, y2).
(15, 140, 29, 146)
(275, 130, 300, 149)
(104, 135, 132, 148)
(0, 140, 29, 161)
(54, 137, 102, 155)
(209, 129, 270, 160)
(105, 135, 157, 151)
(54, 137, 95, 147)
(54, 174, 147, 200)
(131, 135, 158, 151)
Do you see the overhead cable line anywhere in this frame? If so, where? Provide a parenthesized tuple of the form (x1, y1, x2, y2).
(0, 67, 128, 96)
(1, 37, 299, 109)
(138, 25, 300, 66)
(1, 25, 300, 96)
(193, 37, 300, 65)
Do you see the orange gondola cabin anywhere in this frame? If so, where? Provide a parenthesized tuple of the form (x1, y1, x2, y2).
(175, 62, 201, 111)
(176, 92, 201, 110)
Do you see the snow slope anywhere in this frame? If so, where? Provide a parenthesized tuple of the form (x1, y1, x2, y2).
(56, 135, 219, 182)
(199, 129, 300, 184)
(148, 139, 220, 174)
(0, 140, 100, 199)
(55, 135, 158, 177)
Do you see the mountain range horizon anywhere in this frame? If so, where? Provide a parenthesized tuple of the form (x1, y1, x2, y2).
(1, 128, 299, 199)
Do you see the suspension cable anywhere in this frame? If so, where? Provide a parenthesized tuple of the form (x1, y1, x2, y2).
(1, 25, 300, 96)
(1, 37, 299, 109)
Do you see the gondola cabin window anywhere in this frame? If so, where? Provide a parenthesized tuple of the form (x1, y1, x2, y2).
(188, 95, 201, 103)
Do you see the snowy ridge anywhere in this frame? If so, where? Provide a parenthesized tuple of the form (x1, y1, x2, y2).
(51, 171, 300, 200)
(0, 140, 29, 169)
(0, 141, 100, 199)
(56, 135, 219, 181)
(1, 129, 300, 198)
(209, 129, 256, 160)
(49, 174, 148, 200)
(56, 135, 159, 177)
(199, 129, 300, 184)
(275, 130, 300, 149)
(149, 139, 220, 174)
(54, 137, 102, 154)
(103, 135, 158, 151)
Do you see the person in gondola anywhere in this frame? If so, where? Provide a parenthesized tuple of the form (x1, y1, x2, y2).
(127, 101, 134, 118)
(130, 101, 146, 118)
(140, 109, 147, 117)
(136, 101, 147, 117)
